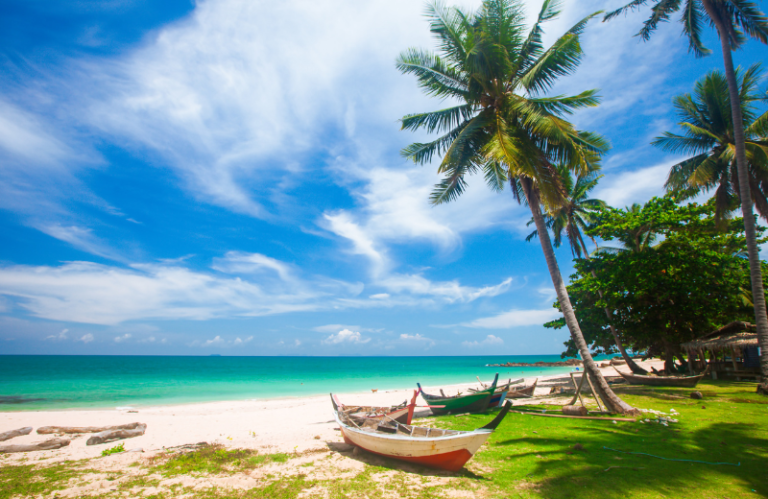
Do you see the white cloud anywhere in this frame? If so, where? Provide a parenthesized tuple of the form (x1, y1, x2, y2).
(203, 335, 225, 346)
(79, 333, 94, 343)
(114, 333, 131, 343)
(139, 336, 156, 343)
(323, 328, 370, 345)
(369, 293, 389, 300)
(462, 334, 504, 347)
(212, 252, 293, 281)
(463, 308, 561, 329)
(594, 161, 673, 208)
(36, 224, 121, 262)
(294, 339, 301, 347)
(233, 336, 253, 345)
(313, 324, 360, 333)
(46, 328, 69, 341)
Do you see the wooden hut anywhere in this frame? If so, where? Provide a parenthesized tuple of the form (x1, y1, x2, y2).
(681, 322, 760, 381)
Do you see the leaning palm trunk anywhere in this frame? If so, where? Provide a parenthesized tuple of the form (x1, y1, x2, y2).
(577, 236, 647, 374)
(524, 180, 638, 414)
(704, 0, 768, 392)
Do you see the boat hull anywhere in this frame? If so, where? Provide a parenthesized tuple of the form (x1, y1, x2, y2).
(338, 423, 491, 472)
(616, 371, 704, 388)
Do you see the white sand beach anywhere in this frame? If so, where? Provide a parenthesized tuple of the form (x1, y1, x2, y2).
(0, 360, 663, 463)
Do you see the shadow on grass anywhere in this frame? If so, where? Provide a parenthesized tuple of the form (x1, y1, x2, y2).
(499, 420, 767, 499)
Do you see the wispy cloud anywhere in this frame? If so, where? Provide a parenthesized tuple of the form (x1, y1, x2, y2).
(399, 333, 435, 347)
(45, 328, 69, 341)
(323, 328, 370, 345)
(462, 308, 561, 329)
(79, 333, 94, 344)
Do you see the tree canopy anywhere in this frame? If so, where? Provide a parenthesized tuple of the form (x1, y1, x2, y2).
(545, 197, 767, 371)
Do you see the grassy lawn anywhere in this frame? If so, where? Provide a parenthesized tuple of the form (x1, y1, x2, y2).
(1, 380, 765, 498)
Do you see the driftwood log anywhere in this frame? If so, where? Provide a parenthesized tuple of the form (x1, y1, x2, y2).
(86, 424, 147, 446)
(562, 405, 589, 416)
(0, 437, 70, 453)
(37, 422, 144, 435)
(0, 427, 33, 442)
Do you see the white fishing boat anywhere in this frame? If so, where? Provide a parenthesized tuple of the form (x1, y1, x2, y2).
(332, 396, 511, 471)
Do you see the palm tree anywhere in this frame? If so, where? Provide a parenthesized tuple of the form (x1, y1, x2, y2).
(397, 0, 637, 413)
(526, 167, 649, 374)
(656, 65, 768, 221)
(525, 164, 605, 259)
(605, 0, 768, 391)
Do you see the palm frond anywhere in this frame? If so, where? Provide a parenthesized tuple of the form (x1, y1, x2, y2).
(396, 49, 469, 100)
(400, 104, 475, 134)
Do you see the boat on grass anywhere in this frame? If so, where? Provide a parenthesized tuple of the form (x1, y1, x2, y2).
(332, 395, 512, 472)
(613, 368, 707, 388)
(417, 373, 499, 415)
(332, 390, 419, 425)
(506, 378, 538, 398)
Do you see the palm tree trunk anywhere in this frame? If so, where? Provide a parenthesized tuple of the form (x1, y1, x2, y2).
(704, 1, 768, 392)
(523, 180, 638, 414)
(578, 236, 648, 374)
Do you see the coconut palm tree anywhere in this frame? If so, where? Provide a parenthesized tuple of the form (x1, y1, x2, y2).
(525, 164, 606, 259)
(526, 167, 648, 374)
(605, 0, 768, 391)
(656, 65, 768, 221)
(397, 0, 637, 413)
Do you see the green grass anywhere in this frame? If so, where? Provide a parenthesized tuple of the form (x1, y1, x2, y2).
(101, 443, 125, 457)
(430, 379, 767, 498)
(150, 444, 292, 476)
(0, 461, 90, 499)
(0, 380, 765, 499)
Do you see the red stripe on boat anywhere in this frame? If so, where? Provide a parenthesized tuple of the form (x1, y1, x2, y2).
(342, 435, 474, 472)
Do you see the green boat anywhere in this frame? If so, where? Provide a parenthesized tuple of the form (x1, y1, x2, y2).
(417, 373, 499, 415)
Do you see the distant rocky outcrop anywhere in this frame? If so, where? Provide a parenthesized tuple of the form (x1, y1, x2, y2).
(487, 359, 582, 368)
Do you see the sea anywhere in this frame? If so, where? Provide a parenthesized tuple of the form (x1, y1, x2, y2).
(0, 355, 576, 412)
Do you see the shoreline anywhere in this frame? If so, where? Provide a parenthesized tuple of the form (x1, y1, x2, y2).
(0, 360, 664, 463)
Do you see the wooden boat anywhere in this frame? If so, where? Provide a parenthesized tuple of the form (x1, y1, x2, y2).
(332, 396, 512, 472)
(470, 377, 525, 406)
(417, 374, 499, 415)
(333, 390, 419, 425)
(506, 378, 538, 399)
(613, 367, 707, 388)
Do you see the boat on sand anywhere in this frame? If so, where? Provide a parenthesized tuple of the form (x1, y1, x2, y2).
(417, 374, 499, 415)
(332, 395, 512, 472)
(613, 367, 707, 388)
(332, 390, 419, 425)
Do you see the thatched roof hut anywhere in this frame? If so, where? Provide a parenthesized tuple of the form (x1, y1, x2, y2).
(681, 321, 757, 353)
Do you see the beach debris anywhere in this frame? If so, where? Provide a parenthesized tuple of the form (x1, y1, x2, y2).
(86, 424, 147, 446)
(37, 422, 145, 435)
(573, 443, 584, 451)
(691, 391, 703, 399)
(127, 448, 144, 453)
(0, 427, 33, 442)
(562, 405, 588, 416)
(314, 435, 321, 440)
(0, 437, 70, 453)
(128, 410, 138, 413)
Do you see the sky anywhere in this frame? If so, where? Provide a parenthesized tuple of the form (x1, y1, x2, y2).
(0, 0, 765, 356)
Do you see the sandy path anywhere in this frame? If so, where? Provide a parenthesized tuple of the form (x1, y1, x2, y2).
(0, 359, 663, 463)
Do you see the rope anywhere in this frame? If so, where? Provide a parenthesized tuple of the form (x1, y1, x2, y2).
(603, 447, 740, 466)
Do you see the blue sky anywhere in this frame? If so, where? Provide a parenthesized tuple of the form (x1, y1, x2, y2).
(0, 0, 765, 356)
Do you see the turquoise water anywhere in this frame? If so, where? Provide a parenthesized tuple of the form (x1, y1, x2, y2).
(0, 355, 574, 411)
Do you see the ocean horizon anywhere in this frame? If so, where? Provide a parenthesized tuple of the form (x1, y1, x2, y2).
(0, 354, 580, 411)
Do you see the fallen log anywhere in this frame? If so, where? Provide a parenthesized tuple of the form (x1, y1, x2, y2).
(86, 424, 147, 446)
(37, 422, 144, 435)
(562, 405, 588, 416)
(0, 427, 33, 442)
(0, 437, 70, 453)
